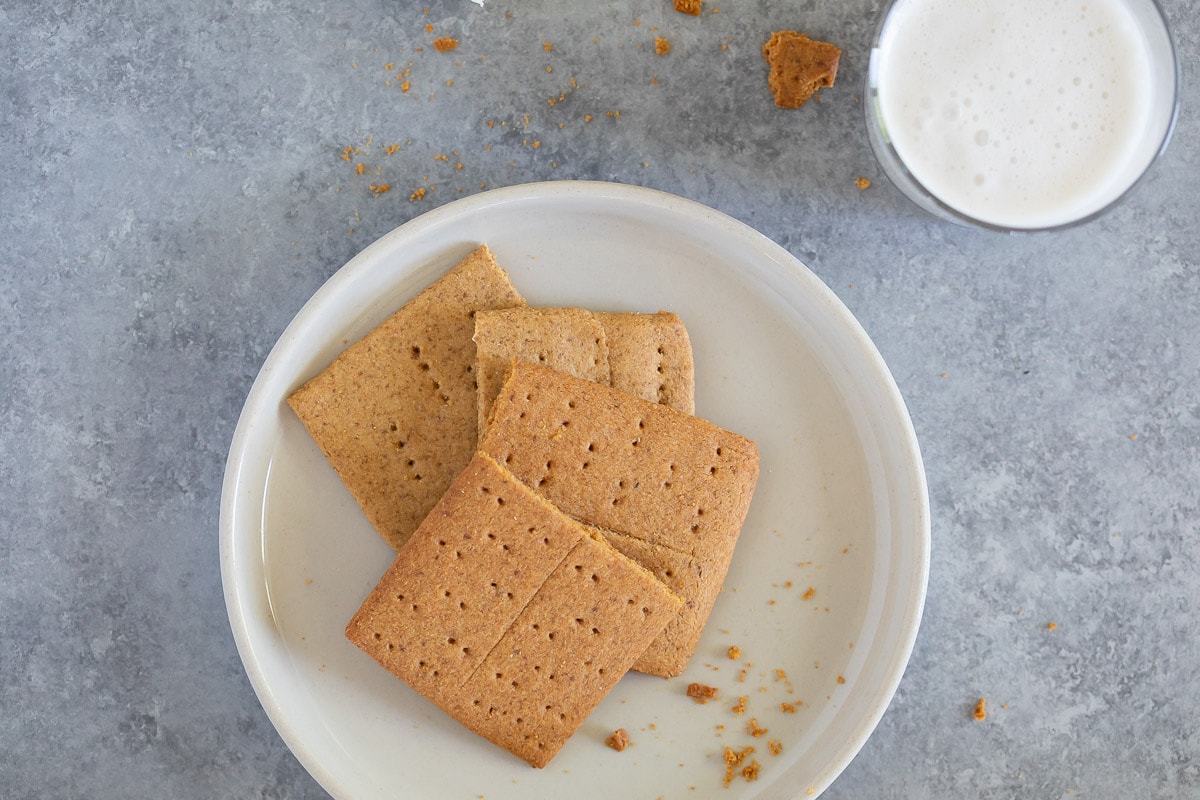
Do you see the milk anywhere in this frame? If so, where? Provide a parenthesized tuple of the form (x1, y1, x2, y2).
(870, 0, 1176, 229)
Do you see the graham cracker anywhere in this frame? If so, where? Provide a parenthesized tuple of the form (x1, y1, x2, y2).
(287, 244, 526, 552)
(474, 308, 695, 438)
(762, 31, 841, 109)
(346, 452, 681, 768)
(473, 307, 610, 440)
(478, 361, 759, 677)
(595, 311, 695, 415)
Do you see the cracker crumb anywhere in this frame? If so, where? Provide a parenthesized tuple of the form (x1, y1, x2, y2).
(687, 682, 719, 703)
(409, 187, 427, 201)
(731, 696, 748, 715)
(762, 31, 841, 109)
(741, 760, 761, 782)
(605, 728, 630, 751)
(855, 177, 871, 190)
(780, 702, 797, 713)
(384, 144, 401, 155)
(801, 586, 815, 600)
(836, 675, 845, 684)
(355, 163, 366, 175)
(543, 41, 553, 52)
(655, 37, 671, 55)
(722, 745, 755, 788)
(746, 718, 768, 738)
(972, 698, 987, 721)
(368, 183, 391, 196)
(768, 739, 783, 756)
(727, 645, 741, 660)
(433, 37, 458, 52)
(1048, 621, 1058, 631)
(674, 0, 701, 15)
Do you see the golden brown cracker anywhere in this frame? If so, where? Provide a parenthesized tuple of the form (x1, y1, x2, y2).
(346, 452, 681, 767)
(473, 307, 610, 439)
(479, 361, 759, 677)
(287, 244, 525, 551)
(474, 308, 695, 437)
(595, 311, 695, 415)
(762, 31, 841, 109)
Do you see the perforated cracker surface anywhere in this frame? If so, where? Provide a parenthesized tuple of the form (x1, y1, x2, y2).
(345, 452, 681, 767)
(473, 307, 610, 439)
(595, 311, 695, 415)
(287, 244, 525, 551)
(478, 361, 759, 677)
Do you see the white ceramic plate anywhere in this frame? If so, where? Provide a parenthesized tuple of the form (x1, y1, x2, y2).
(220, 181, 929, 799)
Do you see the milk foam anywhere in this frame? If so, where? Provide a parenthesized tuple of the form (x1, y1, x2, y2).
(875, 0, 1162, 228)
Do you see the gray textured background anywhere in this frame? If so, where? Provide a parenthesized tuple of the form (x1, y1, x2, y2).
(2, 0, 1198, 797)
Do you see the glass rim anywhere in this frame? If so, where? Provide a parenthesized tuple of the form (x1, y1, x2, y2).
(864, 0, 1182, 233)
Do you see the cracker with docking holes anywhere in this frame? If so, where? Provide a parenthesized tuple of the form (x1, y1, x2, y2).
(345, 452, 682, 768)
(594, 311, 695, 415)
(473, 307, 611, 439)
(287, 244, 526, 552)
(478, 361, 759, 677)
(474, 308, 695, 438)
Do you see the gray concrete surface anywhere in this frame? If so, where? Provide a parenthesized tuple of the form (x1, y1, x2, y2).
(2, 0, 1198, 797)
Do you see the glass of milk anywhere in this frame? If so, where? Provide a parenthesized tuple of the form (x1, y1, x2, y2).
(866, 0, 1179, 231)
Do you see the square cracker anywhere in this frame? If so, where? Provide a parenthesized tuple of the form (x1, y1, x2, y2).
(346, 452, 682, 768)
(478, 361, 759, 677)
(287, 244, 525, 552)
(474, 308, 695, 438)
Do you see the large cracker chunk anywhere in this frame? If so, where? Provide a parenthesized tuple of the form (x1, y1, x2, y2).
(762, 31, 841, 109)
(287, 244, 525, 551)
(474, 307, 695, 438)
(479, 361, 759, 677)
(345, 452, 682, 768)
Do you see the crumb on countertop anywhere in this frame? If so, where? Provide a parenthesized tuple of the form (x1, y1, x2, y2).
(433, 37, 458, 52)
(655, 37, 671, 55)
(973, 698, 987, 721)
(674, 0, 701, 15)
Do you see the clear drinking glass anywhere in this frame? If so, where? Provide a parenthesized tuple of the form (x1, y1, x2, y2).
(865, 0, 1180, 232)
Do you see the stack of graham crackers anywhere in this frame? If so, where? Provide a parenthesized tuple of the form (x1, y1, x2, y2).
(288, 244, 759, 767)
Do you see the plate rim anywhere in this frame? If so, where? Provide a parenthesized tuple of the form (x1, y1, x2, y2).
(219, 179, 931, 799)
